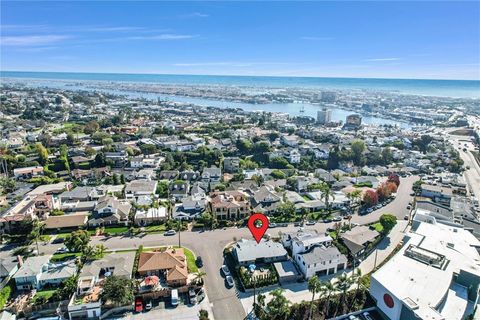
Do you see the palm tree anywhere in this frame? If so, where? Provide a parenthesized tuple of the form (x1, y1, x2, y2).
(81, 245, 96, 263)
(29, 219, 45, 255)
(319, 183, 335, 214)
(255, 293, 266, 318)
(322, 280, 335, 317)
(94, 244, 107, 258)
(308, 276, 322, 320)
(334, 273, 353, 317)
(193, 271, 207, 285)
(266, 289, 290, 320)
(351, 268, 363, 308)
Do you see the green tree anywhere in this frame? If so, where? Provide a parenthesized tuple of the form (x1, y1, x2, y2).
(270, 169, 286, 180)
(334, 273, 353, 317)
(307, 276, 322, 320)
(351, 140, 366, 166)
(319, 183, 335, 214)
(199, 309, 209, 320)
(64, 229, 91, 253)
(29, 220, 45, 255)
(266, 289, 290, 320)
(35, 142, 49, 165)
(0, 178, 16, 194)
(94, 244, 107, 258)
(379, 214, 397, 234)
(278, 200, 296, 219)
(101, 275, 134, 306)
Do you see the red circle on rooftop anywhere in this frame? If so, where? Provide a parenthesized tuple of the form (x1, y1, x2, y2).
(383, 293, 394, 308)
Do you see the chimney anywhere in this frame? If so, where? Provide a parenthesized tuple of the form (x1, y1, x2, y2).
(17, 255, 23, 267)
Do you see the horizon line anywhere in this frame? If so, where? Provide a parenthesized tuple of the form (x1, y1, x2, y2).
(1, 69, 479, 82)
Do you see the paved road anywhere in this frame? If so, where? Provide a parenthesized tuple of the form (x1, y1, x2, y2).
(36, 176, 417, 320)
(448, 132, 480, 200)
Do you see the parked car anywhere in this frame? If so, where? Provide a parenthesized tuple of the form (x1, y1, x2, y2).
(278, 223, 288, 227)
(343, 215, 352, 220)
(404, 214, 409, 220)
(189, 287, 197, 305)
(195, 256, 203, 268)
(221, 264, 230, 276)
(269, 223, 277, 228)
(171, 289, 179, 307)
(363, 312, 374, 320)
(333, 216, 342, 222)
(306, 220, 316, 225)
(407, 205, 411, 210)
(410, 192, 415, 196)
(323, 218, 332, 223)
(55, 246, 69, 254)
(145, 300, 152, 311)
(52, 237, 65, 244)
(135, 297, 143, 313)
(348, 315, 360, 320)
(164, 230, 176, 236)
(294, 222, 303, 227)
(367, 208, 374, 213)
(226, 275, 234, 288)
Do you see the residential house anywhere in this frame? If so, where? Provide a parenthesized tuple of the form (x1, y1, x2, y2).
(209, 191, 250, 220)
(104, 151, 128, 168)
(158, 170, 179, 180)
(45, 213, 89, 230)
(89, 196, 132, 226)
(137, 248, 188, 287)
(340, 226, 380, 258)
(296, 245, 348, 278)
(223, 157, 240, 173)
(13, 166, 44, 180)
(125, 180, 157, 200)
(420, 184, 453, 206)
(68, 253, 135, 320)
(13, 255, 76, 290)
(170, 181, 190, 201)
(0, 257, 19, 286)
(172, 195, 207, 220)
(134, 207, 167, 226)
(249, 186, 282, 215)
(233, 239, 288, 267)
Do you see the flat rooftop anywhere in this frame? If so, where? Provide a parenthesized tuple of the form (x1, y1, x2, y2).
(372, 221, 480, 319)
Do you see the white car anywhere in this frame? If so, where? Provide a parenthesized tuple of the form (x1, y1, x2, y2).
(226, 275, 234, 288)
(145, 300, 152, 310)
(164, 230, 176, 236)
(221, 264, 230, 276)
(363, 312, 374, 320)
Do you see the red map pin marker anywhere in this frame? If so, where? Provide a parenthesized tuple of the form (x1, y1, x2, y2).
(247, 213, 269, 244)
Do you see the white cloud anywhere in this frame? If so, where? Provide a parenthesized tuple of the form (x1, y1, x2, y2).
(126, 34, 196, 40)
(181, 12, 209, 18)
(1, 35, 70, 46)
(365, 57, 402, 62)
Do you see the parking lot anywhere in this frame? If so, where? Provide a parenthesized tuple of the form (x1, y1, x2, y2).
(108, 289, 214, 320)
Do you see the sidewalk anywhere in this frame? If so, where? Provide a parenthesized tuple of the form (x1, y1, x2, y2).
(239, 220, 409, 314)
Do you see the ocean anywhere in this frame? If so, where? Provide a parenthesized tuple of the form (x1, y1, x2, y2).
(1, 71, 479, 99)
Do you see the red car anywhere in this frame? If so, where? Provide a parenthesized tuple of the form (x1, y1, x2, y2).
(135, 297, 143, 313)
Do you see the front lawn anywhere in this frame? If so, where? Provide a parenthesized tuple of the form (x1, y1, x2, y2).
(142, 224, 167, 233)
(183, 247, 198, 273)
(51, 252, 81, 262)
(371, 222, 384, 233)
(32, 289, 56, 304)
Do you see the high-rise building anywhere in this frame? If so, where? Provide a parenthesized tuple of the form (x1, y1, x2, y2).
(317, 108, 332, 124)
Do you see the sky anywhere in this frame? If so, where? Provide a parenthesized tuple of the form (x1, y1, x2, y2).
(1, 1, 479, 80)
